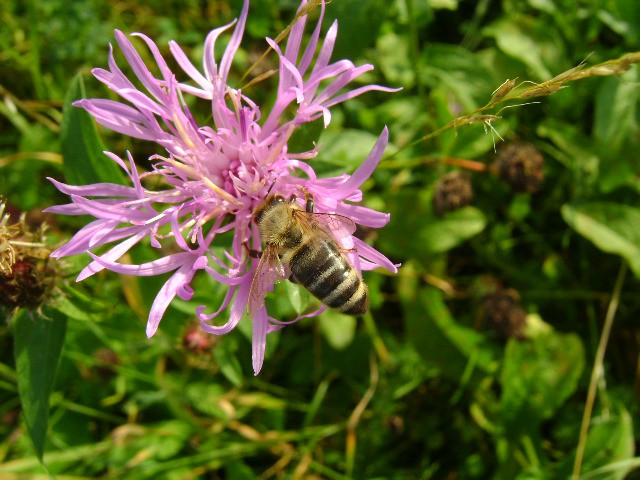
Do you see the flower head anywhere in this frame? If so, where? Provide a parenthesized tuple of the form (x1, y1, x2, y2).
(47, 0, 398, 374)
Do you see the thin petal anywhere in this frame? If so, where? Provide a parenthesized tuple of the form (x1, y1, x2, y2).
(252, 306, 269, 375)
(147, 263, 197, 337)
(338, 127, 388, 193)
(87, 251, 194, 276)
(353, 237, 398, 273)
(219, 0, 249, 83)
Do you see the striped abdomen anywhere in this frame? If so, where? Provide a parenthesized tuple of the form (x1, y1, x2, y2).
(288, 237, 368, 315)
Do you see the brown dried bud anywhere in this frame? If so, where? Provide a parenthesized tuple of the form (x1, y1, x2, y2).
(433, 171, 474, 217)
(494, 142, 544, 193)
(0, 199, 56, 310)
(0, 259, 50, 309)
(480, 288, 527, 340)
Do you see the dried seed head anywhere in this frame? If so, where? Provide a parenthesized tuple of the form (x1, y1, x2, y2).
(0, 199, 56, 310)
(0, 259, 51, 309)
(494, 141, 544, 193)
(480, 288, 527, 340)
(433, 171, 474, 217)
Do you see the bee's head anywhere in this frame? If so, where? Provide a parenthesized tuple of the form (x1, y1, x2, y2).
(253, 194, 287, 226)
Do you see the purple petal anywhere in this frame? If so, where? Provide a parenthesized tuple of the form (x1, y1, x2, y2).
(353, 237, 398, 273)
(284, 0, 307, 66)
(88, 251, 194, 276)
(200, 277, 251, 334)
(147, 262, 198, 337)
(47, 177, 136, 198)
(297, 1, 326, 76)
(219, 0, 249, 83)
(49, 219, 114, 257)
(337, 127, 388, 193)
(77, 230, 147, 281)
(114, 30, 166, 101)
(311, 20, 338, 75)
(201, 22, 235, 82)
(252, 305, 269, 375)
(170, 40, 212, 95)
(197, 285, 236, 324)
(323, 84, 402, 109)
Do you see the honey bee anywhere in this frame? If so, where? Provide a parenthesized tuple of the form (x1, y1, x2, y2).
(249, 190, 368, 315)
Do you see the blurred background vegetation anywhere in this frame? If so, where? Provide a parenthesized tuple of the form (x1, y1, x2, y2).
(1, 0, 640, 478)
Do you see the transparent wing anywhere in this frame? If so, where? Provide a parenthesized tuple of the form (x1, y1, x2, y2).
(248, 244, 290, 315)
(294, 210, 357, 240)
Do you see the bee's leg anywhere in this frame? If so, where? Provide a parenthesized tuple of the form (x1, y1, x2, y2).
(288, 274, 299, 284)
(298, 186, 315, 213)
(304, 192, 314, 213)
(244, 243, 262, 258)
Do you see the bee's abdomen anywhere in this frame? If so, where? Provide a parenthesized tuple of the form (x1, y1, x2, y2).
(290, 240, 368, 315)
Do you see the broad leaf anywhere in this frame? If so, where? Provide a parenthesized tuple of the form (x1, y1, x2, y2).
(422, 206, 487, 253)
(400, 279, 499, 380)
(562, 202, 640, 278)
(319, 310, 357, 350)
(499, 331, 584, 432)
(13, 307, 68, 460)
(552, 403, 636, 480)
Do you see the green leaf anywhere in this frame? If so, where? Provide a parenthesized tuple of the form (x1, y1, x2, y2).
(13, 307, 68, 460)
(379, 190, 487, 260)
(185, 382, 228, 419)
(400, 279, 499, 380)
(593, 69, 639, 160)
(319, 310, 357, 350)
(499, 331, 584, 432)
(552, 403, 636, 480)
(422, 44, 496, 110)
(287, 117, 324, 154)
(315, 129, 381, 177)
(422, 207, 487, 253)
(330, 0, 389, 59)
(61, 74, 126, 185)
(376, 32, 416, 89)
(562, 202, 640, 278)
(483, 16, 562, 80)
(576, 404, 635, 480)
(225, 460, 256, 480)
(213, 340, 244, 387)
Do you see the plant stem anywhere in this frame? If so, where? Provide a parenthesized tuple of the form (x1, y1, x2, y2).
(572, 261, 628, 479)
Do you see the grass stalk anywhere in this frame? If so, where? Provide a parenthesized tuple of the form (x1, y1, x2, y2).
(572, 261, 628, 479)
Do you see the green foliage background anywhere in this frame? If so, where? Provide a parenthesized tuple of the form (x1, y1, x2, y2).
(1, 0, 639, 478)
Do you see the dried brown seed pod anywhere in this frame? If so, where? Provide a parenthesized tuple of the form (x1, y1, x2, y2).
(494, 142, 544, 193)
(433, 171, 474, 217)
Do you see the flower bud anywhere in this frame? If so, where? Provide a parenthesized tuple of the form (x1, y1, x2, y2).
(433, 171, 474, 217)
(494, 142, 544, 193)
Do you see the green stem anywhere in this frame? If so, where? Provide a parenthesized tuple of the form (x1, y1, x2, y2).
(572, 261, 628, 479)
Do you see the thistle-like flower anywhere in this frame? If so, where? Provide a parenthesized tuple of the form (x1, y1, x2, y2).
(47, 0, 398, 374)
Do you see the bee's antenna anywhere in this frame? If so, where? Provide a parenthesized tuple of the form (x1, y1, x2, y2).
(266, 180, 277, 195)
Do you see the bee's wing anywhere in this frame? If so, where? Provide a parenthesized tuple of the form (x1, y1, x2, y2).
(248, 244, 290, 315)
(295, 211, 357, 240)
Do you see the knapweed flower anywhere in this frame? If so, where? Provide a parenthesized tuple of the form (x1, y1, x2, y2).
(47, 0, 398, 374)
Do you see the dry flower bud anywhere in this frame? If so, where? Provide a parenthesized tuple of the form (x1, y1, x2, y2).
(433, 171, 474, 217)
(480, 288, 527, 340)
(494, 141, 544, 193)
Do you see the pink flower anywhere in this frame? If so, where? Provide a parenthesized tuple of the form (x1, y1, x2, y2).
(47, 0, 398, 374)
